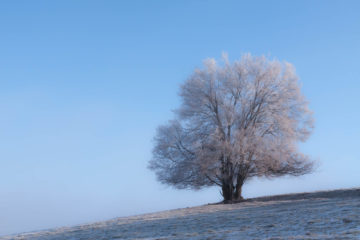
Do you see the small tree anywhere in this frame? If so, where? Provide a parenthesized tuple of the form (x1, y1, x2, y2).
(149, 54, 314, 202)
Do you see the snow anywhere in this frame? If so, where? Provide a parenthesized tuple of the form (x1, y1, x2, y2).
(2, 188, 359, 240)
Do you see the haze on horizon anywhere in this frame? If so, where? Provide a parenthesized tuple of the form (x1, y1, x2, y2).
(1, 0, 359, 236)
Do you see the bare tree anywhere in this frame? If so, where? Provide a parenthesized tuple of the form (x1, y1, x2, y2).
(149, 54, 314, 202)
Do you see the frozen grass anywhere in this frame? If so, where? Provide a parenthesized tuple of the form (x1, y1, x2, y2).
(1, 188, 359, 240)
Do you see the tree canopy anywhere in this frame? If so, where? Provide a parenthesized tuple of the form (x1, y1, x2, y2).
(149, 54, 314, 202)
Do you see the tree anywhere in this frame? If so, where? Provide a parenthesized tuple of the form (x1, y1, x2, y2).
(149, 54, 314, 202)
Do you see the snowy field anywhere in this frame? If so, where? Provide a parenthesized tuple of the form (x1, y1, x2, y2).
(1, 188, 359, 240)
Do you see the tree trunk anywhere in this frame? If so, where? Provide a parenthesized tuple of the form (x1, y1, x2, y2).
(221, 181, 234, 203)
(233, 173, 245, 201)
(233, 182, 243, 201)
(221, 177, 244, 203)
(221, 183, 244, 203)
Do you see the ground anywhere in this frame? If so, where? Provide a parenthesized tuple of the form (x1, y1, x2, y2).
(1, 188, 359, 240)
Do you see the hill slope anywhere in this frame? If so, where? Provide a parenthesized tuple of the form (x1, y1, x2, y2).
(2, 188, 360, 240)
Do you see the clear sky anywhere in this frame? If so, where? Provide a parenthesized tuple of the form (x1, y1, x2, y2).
(1, 0, 359, 236)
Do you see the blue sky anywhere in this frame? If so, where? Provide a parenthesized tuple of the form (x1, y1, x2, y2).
(1, 0, 359, 236)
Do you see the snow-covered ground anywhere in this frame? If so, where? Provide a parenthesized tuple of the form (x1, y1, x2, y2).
(2, 188, 359, 240)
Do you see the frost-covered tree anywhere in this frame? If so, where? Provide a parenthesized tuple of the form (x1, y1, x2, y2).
(149, 54, 314, 202)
